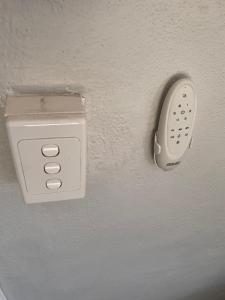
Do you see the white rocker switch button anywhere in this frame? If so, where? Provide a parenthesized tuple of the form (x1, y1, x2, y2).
(44, 162, 61, 174)
(46, 179, 62, 190)
(42, 144, 59, 157)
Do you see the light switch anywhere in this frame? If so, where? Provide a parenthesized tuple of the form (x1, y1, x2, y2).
(46, 179, 62, 190)
(5, 95, 86, 204)
(44, 162, 61, 174)
(42, 145, 59, 157)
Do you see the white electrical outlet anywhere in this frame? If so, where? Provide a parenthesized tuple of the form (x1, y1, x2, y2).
(154, 78, 197, 170)
(5, 95, 86, 204)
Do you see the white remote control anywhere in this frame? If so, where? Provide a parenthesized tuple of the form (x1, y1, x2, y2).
(154, 78, 197, 171)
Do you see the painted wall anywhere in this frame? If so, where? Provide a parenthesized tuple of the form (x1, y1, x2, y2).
(0, 1, 225, 299)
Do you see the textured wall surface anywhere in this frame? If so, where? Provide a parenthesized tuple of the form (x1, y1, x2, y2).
(0, 1, 225, 300)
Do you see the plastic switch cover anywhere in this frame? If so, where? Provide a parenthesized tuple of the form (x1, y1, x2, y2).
(5, 95, 86, 204)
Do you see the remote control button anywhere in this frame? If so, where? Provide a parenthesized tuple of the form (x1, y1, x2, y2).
(44, 162, 61, 174)
(42, 144, 59, 157)
(46, 179, 62, 190)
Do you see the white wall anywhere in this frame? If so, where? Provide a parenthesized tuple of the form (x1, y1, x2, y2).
(0, 1, 225, 300)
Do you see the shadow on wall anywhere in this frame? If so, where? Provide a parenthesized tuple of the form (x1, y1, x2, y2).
(0, 105, 16, 184)
(179, 285, 225, 300)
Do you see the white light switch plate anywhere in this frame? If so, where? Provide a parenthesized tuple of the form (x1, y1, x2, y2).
(5, 95, 86, 204)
